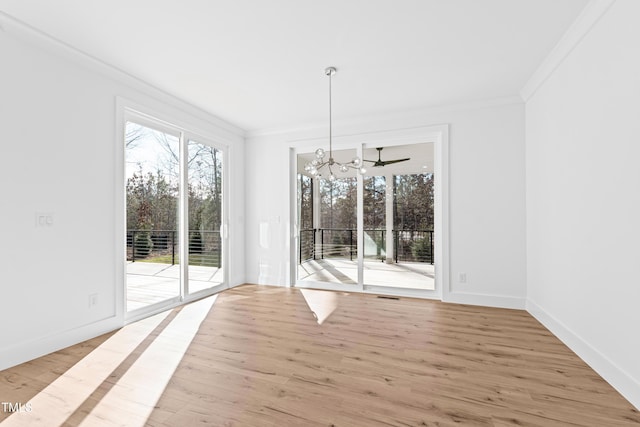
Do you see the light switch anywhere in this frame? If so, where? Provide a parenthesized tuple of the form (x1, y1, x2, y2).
(35, 212, 54, 228)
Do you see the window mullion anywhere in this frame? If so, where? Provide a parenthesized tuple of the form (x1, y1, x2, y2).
(179, 132, 189, 299)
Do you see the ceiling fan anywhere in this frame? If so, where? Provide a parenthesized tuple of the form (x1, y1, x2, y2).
(364, 147, 410, 167)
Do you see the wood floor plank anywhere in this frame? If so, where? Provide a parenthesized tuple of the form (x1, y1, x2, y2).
(1, 284, 639, 426)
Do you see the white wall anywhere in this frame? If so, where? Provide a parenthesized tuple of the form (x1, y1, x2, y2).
(0, 19, 245, 370)
(525, 0, 640, 408)
(246, 101, 527, 308)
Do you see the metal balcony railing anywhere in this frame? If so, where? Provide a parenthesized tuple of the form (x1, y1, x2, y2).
(127, 229, 221, 267)
(393, 229, 434, 264)
(299, 228, 433, 264)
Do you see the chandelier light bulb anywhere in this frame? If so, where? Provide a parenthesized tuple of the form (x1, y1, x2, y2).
(359, 167, 367, 174)
(315, 148, 325, 159)
(339, 164, 349, 173)
(352, 157, 361, 167)
(329, 173, 336, 181)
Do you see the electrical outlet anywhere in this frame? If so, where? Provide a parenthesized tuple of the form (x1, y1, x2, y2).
(459, 273, 467, 283)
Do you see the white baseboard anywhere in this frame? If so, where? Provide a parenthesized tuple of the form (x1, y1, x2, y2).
(1, 283, 249, 371)
(0, 316, 123, 372)
(527, 298, 640, 411)
(444, 291, 526, 310)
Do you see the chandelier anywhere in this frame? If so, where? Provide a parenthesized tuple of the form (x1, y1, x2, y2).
(304, 67, 366, 181)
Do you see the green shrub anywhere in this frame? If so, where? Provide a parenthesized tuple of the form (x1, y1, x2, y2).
(189, 231, 204, 254)
(134, 232, 153, 257)
(411, 237, 432, 262)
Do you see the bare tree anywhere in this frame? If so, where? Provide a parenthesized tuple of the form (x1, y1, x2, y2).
(125, 122, 146, 149)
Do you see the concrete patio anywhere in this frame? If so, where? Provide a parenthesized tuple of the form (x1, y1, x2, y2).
(127, 258, 432, 312)
(298, 258, 434, 290)
(126, 261, 223, 311)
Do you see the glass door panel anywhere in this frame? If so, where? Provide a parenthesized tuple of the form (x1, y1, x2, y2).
(186, 140, 224, 294)
(362, 174, 387, 284)
(297, 148, 358, 286)
(125, 121, 181, 311)
(362, 143, 435, 290)
(298, 173, 314, 265)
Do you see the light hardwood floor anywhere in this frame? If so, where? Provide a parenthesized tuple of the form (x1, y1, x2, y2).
(1, 285, 639, 426)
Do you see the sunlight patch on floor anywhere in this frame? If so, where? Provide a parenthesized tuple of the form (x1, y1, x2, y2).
(2, 296, 217, 427)
(0, 311, 171, 427)
(300, 289, 339, 324)
(78, 296, 216, 427)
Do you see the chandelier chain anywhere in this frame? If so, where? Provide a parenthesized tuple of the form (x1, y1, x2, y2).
(329, 68, 332, 159)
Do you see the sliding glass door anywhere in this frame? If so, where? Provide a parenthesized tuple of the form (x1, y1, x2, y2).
(186, 140, 224, 294)
(125, 122, 181, 311)
(124, 115, 226, 315)
(296, 148, 359, 287)
(295, 142, 436, 294)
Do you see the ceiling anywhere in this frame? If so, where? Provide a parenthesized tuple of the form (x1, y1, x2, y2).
(0, 0, 588, 133)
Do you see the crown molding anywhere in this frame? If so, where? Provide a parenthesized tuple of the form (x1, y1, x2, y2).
(520, 0, 616, 102)
(246, 95, 523, 139)
(0, 11, 245, 139)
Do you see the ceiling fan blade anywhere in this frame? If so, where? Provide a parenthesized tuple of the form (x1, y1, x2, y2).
(379, 158, 411, 166)
(367, 148, 411, 167)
